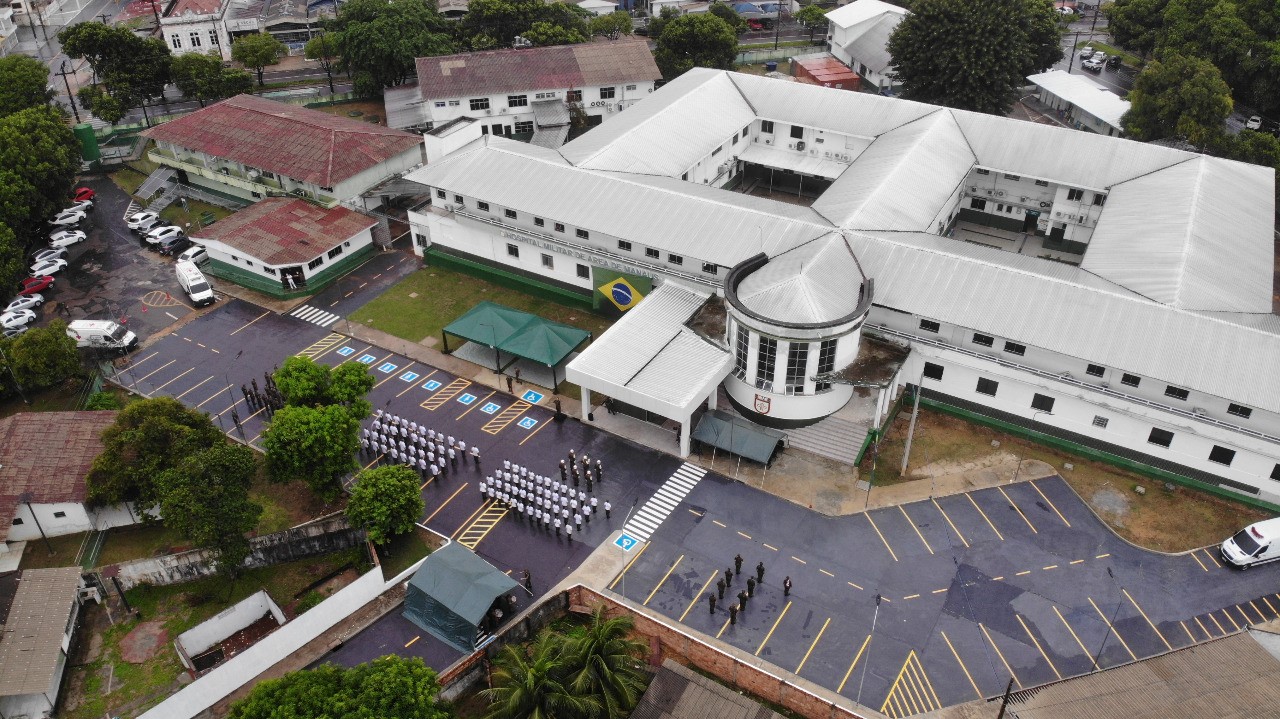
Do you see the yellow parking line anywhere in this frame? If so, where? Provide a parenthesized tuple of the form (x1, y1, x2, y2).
(1221, 609, 1241, 632)
(335, 345, 373, 367)
(763, 543, 778, 551)
(1017, 614, 1061, 679)
(1209, 612, 1228, 634)
(1189, 552, 1209, 572)
(1123, 589, 1172, 651)
(965, 492, 1004, 540)
(1203, 549, 1222, 567)
(979, 623, 1021, 688)
(795, 617, 830, 674)
(941, 630, 982, 699)
(123, 350, 159, 369)
(998, 486, 1037, 533)
(680, 570, 719, 623)
(451, 499, 491, 539)
(229, 310, 270, 335)
(898, 505, 934, 554)
(1030, 480, 1070, 526)
(1088, 597, 1137, 661)
(738, 531, 753, 540)
(712, 520, 727, 528)
(609, 543, 649, 590)
(1054, 606, 1098, 670)
(423, 483, 468, 524)
(135, 359, 176, 384)
(1235, 605, 1255, 625)
(837, 635, 872, 694)
(1248, 601, 1268, 621)
(847, 581, 863, 590)
(518, 421, 549, 446)
(716, 617, 731, 639)
(375, 361, 414, 389)
(405, 636, 419, 648)
(1194, 616, 1213, 638)
(195, 384, 234, 408)
(865, 512, 899, 562)
(1179, 620, 1197, 644)
(398, 369, 436, 397)
(1263, 596, 1279, 618)
(754, 601, 791, 656)
(152, 367, 195, 392)
(932, 498, 969, 548)
(643, 555, 684, 606)
(457, 391, 496, 421)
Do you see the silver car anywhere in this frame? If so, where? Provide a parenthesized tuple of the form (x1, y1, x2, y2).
(3, 295, 43, 313)
(0, 309, 36, 329)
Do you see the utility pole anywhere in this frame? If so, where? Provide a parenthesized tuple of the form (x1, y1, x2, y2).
(56, 60, 81, 123)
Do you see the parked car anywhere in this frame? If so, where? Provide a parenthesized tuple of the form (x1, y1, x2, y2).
(1246, 115, 1263, 130)
(29, 258, 68, 276)
(70, 198, 94, 213)
(4, 295, 43, 313)
(1079, 46, 1095, 59)
(0, 309, 36, 329)
(72, 187, 95, 202)
(49, 230, 86, 248)
(1105, 55, 1122, 70)
(2, 327, 29, 338)
(1082, 56, 1105, 72)
(29, 247, 66, 264)
(126, 210, 160, 232)
(17, 276, 53, 296)
(177, 244, 209, 265)
(49, 209, 86, 227)
(145, 225, 185, 247)
(747, 18, 766, 31)
(157, 235, 192, 256)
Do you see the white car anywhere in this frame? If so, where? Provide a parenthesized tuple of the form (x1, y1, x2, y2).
(70, 198, 94, 213)
(49, 230, 86, 248)
(29, 258, 68, 276)
(2, 326, 28, 338)
(145, 225, 184, 246)
(50, 209, 86, 227)
(1246, 115, 1263, 130)
(1079, 46, 1095, 59)
(0, 309, 36, 329)
(127, 211, 160, 232)
(177, 245, 209, 265)
(30, 247, 66, 264)
(4, 295, 43, 313)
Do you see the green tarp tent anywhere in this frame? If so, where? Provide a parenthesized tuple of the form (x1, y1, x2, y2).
(442, 301, 590, 367)
(692, 410, 785, 465)
(402, 542, 522, 653)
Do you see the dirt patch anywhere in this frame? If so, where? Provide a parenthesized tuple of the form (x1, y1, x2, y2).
(1089, 486, 1131, 526)
(119, 621, 168, 663)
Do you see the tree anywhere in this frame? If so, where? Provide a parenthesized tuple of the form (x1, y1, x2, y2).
(156, 443, 262, 573)
(0, 106, 80, 244)
(463, 0, 591, 47)
(566, 606, 649, 718)
(0, 224, 26, 306)
(273, 356, 374, 418)
(232, 32, 287, 87)
(1103, 0, 1167, 58)
(795, 4, 829, 42)
(330, 0, 456, 90)
(59, 24, 172, 119)
(523, 20, 587, 45)
(84, 391, 123, 410)
(708, 1, 747, 34)
(482, 630, 600, 719)
(588, 11, 633, 37)
(171, 52, 253, 107)
(304, 33, 341, 93)
(262, 404, 361, 501)
(1121, 54, 1232, 145)
(646, 5, 680, 39)
(86, 397, 224, 511)
(0, 319, 80, 392)
(229, 656, 452, 719)
(654, 13, 738, 80)
(346, 465, 424, 544)
(0, 56, 53, 118)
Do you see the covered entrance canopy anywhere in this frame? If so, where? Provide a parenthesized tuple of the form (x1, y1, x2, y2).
(441, 302, 591, 388)
(402, 541, 522, 653)
(692, 410, 785, 465)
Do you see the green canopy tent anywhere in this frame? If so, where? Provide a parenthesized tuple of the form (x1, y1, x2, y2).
(441, 301, 591, 390)
(692, 410, 785, 466)
(402, 541, 522, 653)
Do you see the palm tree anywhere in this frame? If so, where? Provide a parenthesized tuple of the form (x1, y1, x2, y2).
(482, 630, 601, 719)
(566, 606, 650, 718)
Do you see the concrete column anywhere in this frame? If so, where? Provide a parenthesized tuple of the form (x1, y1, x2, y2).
(707, 387, 718, 410)
(679, 415, 691, 458)
(581, 387, 592, 421)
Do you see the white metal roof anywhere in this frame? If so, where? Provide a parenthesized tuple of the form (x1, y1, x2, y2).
(840, 13, 901, 73)
(728, 71, 936, 138)
(1027, 70, 1131, 130)
(735, 233, 867, 324)
(1083, 157, 1276, 312)
(566, 283, 732, 418)
(825, 0, 907, 30)
(0, 568, 81, 697)
(738, 142, 850, 179)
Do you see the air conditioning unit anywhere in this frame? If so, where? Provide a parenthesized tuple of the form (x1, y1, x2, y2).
(1054, 211, 1063, 217)
(969, 186, 978, 193)
(247, 169, 260, 178)
(986, 189, 994, 196)
(485, 108, 493, 114)
(1192, 407, 1208, 416)
(787, 143, 795, 150)
(764, 139, 772, 145)
(1020, 196, 1028, 202)
(796, 140, 806, 151)
(995, 190, 1005, 197)
(500, 107, 508, 113)
(824, 151, 832, 158)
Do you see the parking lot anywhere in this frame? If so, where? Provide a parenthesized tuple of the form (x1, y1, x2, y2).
(610, 473, 1280, 716)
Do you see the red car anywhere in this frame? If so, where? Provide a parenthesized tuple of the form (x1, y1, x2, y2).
(18, 276, 54, 296)
(72, 187, 95, 202)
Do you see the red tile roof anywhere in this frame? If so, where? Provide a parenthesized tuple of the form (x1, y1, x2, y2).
(167, 0, 222, 16)
(0, 411, 118, 542)
(142, 95, 423, 188)
(415, 37, 661, 100)
(197, 197, 377, 266)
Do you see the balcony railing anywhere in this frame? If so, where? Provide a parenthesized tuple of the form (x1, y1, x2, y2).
(147, 150, 336, 207)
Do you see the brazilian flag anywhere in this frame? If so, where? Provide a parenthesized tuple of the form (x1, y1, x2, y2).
(593, 269, 650, 316)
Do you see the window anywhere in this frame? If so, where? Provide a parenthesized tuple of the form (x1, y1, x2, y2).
(535, 91, 556, 99)
(576, 228, 589, 239)
(923, 362, 944, 381)
(1121, 373, 1140, 387)
(1092, 415, 1109, 428)
(919, 319, 940, 333)
(307, 257, 324, 270)
(514, 120, 533, 134)
(507, 94, 528, 107)
(566, 90, 582, 102)
(10, 518, 21, 525)
(645, 248, 659, 259)
(436, 189, 446, 199)
(1067, 188, 1084, 201)
(816, 339, 837, 391)
(702, 262, 717, 275)
(1003, 341, 1026, 356)
(732, 133, 739, 144)
(785, 342, 809, 393)
(231, 255, 238, 262)
(733, 326, 749, 375)
(576, 264, 589, 279)
(448, 100, 460, 106)
(469, 98, 490, 111)
(507, 244, 519, 258)
(1004, 174, 1021, 181)
(1272, 464, 1280, 482)
(53, 511, 66, 518)
(1209, 445, 1236, 466)
(554, 222, 565, 233)
(1034, 179, 1049, 187)
(533, 217, 544, 227)
(1228, 403, 1253, 419)
(996, 203, 1004, 212)
(1086, 364, 1105, 377)
(435, 101, 447, 108)
(761, 120, 774, 133)
(711, 146, 722, 156)
(171, 34, 182, 49)
(594, 86, 615, 100)
(976, 378, 999, 396)
(743, 124, 750, 136)
(264, 267, 277, 275)
(454, 194, 464, 204)
(972, 333, 994, 347)
(327, 244, 344, 259)
(618, 240, 631, 252)
(626, 84, 636, 91)
(668, 254, 683, 266)
(541, 253, 554, 269)
(491, 123, 504, 135)
(1164, 385, 1189, 401)
(756, 337, 777, 389)
(1093, 193, 1106, 206)
(975, 168, 990, 175)
(190, 31, 202, 47)
(1031, 393, 1055, 412)
(505, 209, 516, 219)
(790, 125, 804, 139)
(1148, 427, 1174, 448)
(970, 198, 987, 211)
(210, 29, 219, 45)
(681, 172, 688, 181)
(477, 201, 490, 211)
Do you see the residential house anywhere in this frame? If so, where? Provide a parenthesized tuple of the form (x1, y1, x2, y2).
(0, 568, 90, 719)
(825, 0, 906, 93)
(160, 0, 233, 60)
(1028, 69, 1130, 137)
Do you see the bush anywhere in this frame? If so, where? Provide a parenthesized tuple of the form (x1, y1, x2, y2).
(295, 590, 325, 614)
(84, 390, 122, 410)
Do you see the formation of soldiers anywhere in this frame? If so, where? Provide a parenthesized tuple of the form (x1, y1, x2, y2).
(708, 555, 785, 625)
(481, 450, 613, 543)
(241, 373, 285, 416)
(358, 408, 481, 480)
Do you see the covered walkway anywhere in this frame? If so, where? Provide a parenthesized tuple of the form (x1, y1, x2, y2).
(441, 301, 591, 391)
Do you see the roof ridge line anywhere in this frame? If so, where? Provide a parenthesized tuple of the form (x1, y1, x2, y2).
(1173, 158, 1207, 305)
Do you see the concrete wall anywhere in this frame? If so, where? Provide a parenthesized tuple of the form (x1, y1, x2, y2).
(175, 589, 286, 670)
(7, 501, 138, 541)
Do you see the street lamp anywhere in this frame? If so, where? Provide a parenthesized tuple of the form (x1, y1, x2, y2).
(1013, 409, 1052, 483)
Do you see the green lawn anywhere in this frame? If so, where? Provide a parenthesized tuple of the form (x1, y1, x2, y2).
(19, 532, 90, 569)
(352, 266, 614, 344)
(159, 199, 235, 232)
(96, 523, 188, 567)
(375, 526, 437, 579)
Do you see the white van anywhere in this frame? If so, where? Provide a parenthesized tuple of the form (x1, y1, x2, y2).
(1220, 517, 1280, 568)
(176, 260, 215, 307)
(66, 320, 138, 351)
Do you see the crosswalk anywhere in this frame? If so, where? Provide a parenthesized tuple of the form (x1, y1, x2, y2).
(290, 304, 341, 327)
(624, 463, 707, 542)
